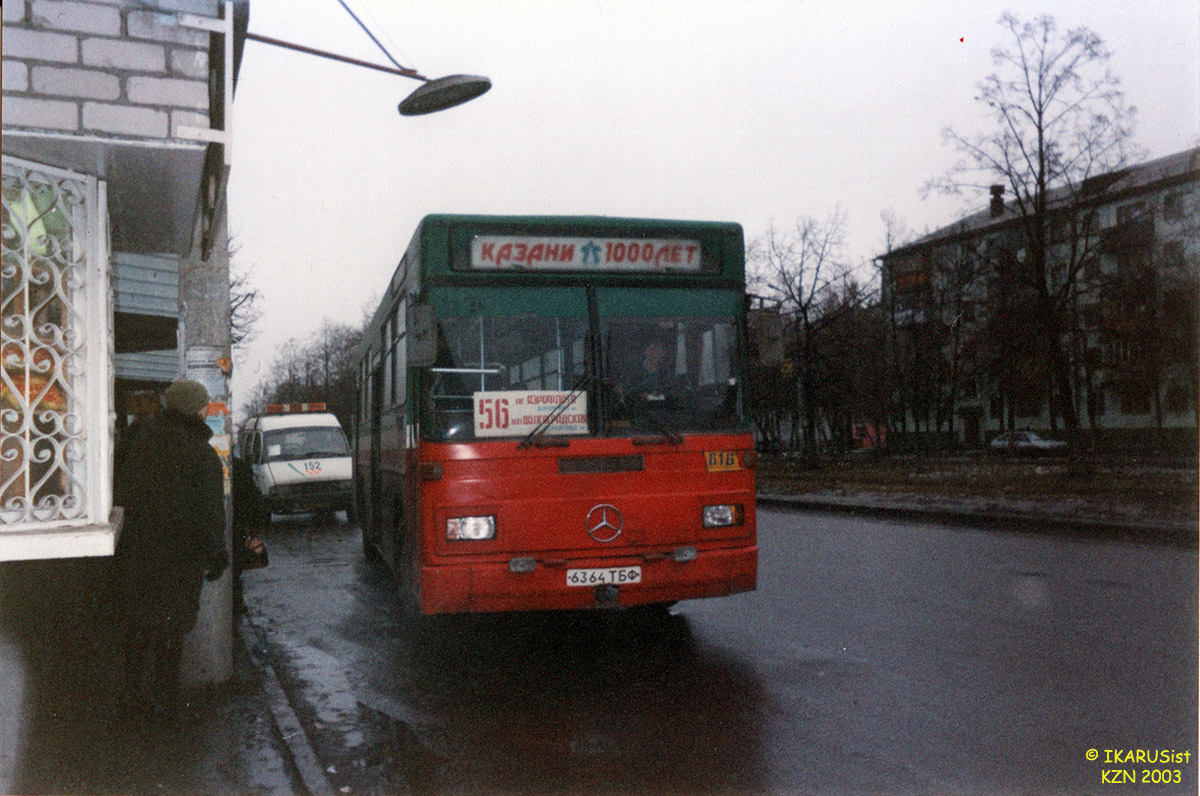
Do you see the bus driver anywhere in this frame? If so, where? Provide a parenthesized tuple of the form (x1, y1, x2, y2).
(626, 338, 671, 401)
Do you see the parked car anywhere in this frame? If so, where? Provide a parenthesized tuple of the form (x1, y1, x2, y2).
(988, 430, 1068, 454)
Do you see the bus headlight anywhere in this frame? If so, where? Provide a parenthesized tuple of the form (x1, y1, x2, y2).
(447, 515, 496, 541)
(702, 504, 744, 528)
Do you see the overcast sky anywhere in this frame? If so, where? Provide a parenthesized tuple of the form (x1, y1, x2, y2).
(226, 0, 1200, 410)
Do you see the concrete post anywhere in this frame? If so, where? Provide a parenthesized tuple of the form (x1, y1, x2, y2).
(177, 187, 233, 686)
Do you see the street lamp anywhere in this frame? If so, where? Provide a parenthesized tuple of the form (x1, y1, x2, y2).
(244, 31, 490, 116)
(398, 73, 492, 116)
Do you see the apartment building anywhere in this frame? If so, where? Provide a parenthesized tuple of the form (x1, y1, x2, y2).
(880, 148, 1199, 450)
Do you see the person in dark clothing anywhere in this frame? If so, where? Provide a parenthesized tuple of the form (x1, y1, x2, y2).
(626, 338, 671, 400)
(113, 378, 228, 719)
(229, 453, 258, 614)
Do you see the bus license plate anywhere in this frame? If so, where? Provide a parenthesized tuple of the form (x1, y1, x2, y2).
(566, 566, 642, 587)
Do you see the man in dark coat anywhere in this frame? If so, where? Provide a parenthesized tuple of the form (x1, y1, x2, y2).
(113, 378, 228, 719)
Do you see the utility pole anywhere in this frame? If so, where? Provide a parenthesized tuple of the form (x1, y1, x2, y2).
(178, 191, 233, 685)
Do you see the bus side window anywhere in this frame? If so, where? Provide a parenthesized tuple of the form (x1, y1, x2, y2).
(383, 316, 394, 407)
(392, 295, 406, 407)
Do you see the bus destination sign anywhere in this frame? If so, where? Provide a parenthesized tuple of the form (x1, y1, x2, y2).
(474, 390, 588, 438)
(471, 235, 702, 272)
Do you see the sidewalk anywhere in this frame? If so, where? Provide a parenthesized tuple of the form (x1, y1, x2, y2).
(758, 490, 1198, 547)
(0, 556, 299, 796)
(756, 452, 1198, 547)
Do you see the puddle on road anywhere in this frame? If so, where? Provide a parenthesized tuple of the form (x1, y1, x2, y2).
(278, 643, 365, 749)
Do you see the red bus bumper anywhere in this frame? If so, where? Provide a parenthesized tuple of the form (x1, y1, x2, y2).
(419, 544, 757, 615)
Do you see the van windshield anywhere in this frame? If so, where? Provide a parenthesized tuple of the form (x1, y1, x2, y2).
(262, 426, 349, 462)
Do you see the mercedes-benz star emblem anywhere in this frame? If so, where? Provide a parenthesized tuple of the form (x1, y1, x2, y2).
(586, 503, 623, 543)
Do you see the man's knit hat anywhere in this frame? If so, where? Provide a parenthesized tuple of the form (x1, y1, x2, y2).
(164, 379, 209, 415)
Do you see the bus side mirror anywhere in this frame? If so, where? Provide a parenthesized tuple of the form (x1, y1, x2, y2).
(749, 309, 783, 367)
(409, 303, 437, 368)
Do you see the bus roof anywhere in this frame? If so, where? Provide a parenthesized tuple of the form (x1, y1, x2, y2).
(417, 213, 742, 235)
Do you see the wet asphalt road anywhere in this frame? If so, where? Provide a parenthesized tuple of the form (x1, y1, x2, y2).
(242, 508, 1198, 795)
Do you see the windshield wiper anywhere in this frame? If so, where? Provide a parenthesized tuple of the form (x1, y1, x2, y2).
(518, 371, 593, 449)
(630, 410, 684, 445)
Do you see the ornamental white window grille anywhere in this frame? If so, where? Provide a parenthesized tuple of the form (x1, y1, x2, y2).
(1, 157, 112, 531)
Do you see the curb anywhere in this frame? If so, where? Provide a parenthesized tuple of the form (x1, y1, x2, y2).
(238, 619, 334, 796)
(756, 493, 1199, 549)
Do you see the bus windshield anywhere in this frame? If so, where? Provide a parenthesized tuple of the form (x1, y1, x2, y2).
(603, 317, 741, 437)
(422, 313, 741, 441)
(424, 315, 589, 441)
(262, 426, 349, 462)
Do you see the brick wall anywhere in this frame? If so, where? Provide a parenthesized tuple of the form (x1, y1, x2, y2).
(2, 0, 218, 141)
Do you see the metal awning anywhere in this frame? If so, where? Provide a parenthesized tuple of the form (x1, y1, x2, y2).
(2, 132, 205, 257)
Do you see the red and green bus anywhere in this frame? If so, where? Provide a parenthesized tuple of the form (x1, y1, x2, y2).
(353, 214, 757, 615)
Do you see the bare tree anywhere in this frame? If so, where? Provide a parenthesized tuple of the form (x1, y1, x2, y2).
(929, 242, 988, 436)
(877, 210, 914, 438)
(239, 379, 273, 426)
(814, 280, 891, 450)
(927, 13, 1139, 431)
(247, 320, 364, 430)
(747, 211, 850, 454)
(228, 240, 262, 350)
(308, 320, 363, 428)
(878, 209, 911, 255)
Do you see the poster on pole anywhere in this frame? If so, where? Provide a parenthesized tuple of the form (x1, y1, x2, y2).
(185, 346, 227, 402)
